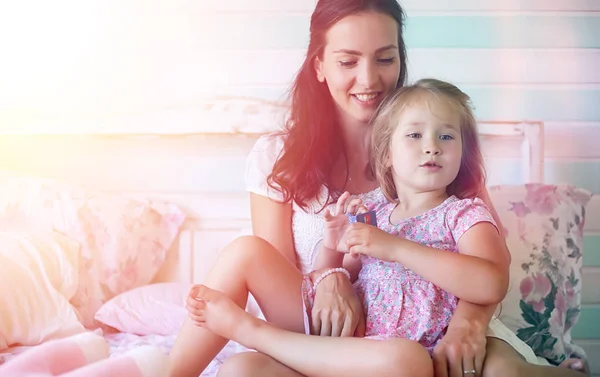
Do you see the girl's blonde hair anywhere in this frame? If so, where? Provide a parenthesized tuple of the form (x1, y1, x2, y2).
(371, 78, 486, 201)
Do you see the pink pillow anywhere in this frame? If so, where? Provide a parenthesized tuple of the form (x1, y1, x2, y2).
(94, 283, 191, 336)
(0, 171, 187, 328)
(489, 184, 592, 363)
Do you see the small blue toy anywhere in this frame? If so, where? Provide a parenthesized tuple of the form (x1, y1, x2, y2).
(348, 210, 377, 227)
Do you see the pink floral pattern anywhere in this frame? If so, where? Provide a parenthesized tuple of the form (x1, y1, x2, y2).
(490, 184, 592, 365)
(0, 171, 186, 328)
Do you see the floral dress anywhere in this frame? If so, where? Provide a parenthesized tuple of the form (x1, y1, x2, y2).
(303, 195, 497, 354)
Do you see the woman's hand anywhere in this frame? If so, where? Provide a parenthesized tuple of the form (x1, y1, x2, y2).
(310, 270, 365, 337)
(432, 318, 487, 377)
(344, 222, 401, 262)
(323, 192, 365, 253)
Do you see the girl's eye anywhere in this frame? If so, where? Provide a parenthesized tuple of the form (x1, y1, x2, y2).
(378, 57, 395, 65)
(407, 133, 421, 139)
(440, 134, 454, 140)
(338, 61, 357, 68)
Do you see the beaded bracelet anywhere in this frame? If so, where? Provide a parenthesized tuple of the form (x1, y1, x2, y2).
(312, 267, 351, 292)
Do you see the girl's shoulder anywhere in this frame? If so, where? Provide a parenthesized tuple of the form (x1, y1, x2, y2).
(443, 196, 497, 237)
(443, 196, 491, 214)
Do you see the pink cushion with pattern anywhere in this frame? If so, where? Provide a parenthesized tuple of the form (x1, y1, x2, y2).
(489, 184, 592, 364)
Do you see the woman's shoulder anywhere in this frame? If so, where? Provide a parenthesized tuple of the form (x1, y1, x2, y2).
(244, 132, 287, 200)
(250, 132, 286, 155)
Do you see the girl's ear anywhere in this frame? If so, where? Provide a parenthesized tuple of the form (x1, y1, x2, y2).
(314, 57, 325, 83)
(384, 150, 392, 168)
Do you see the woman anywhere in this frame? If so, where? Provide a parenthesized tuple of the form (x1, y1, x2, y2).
(169, 0, 587, 376)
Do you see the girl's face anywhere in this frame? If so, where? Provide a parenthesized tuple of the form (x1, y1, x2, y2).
(388, 95, 463, 195)
(314, 11, 401, 127)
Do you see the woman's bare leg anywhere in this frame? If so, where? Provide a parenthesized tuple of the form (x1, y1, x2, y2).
(217, 352, 305, 377)
(169, 236, 306, 377)
(483, 338, 589, 377)
(195, 285, 433, 377)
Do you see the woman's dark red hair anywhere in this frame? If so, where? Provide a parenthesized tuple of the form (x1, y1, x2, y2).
(267, 0, 408, 211)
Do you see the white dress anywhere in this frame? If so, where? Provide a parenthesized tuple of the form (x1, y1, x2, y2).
(243, 133, 548, 366)
(244, 133, 385, 274)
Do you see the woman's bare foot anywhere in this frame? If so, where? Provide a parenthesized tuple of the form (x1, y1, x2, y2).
(559, 358, 590, 376)
(191, 285, 260, 346)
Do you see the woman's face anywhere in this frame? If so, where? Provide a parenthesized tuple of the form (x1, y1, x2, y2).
(314, 11, 401, 127)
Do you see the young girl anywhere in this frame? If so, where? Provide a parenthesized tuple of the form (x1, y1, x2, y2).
(183, 79, 511, 377)
(313, 78, 509, 355)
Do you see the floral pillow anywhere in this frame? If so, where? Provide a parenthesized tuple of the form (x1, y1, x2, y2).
(0, 171, 187, 328)
(488, 184, 592, 364)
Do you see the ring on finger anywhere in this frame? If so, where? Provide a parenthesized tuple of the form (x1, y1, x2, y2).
(463, 369, 476, 375)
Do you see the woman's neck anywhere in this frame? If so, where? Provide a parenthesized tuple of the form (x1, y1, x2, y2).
(340, 121, 371, 163)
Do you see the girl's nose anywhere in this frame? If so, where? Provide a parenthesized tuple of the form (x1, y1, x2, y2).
(424, 145, 441, 155)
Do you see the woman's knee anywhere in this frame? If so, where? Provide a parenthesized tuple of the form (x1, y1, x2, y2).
(219, 235, 276, 264)
(381, 339, 433, 377)
(482, 338, 527, 377)
(216, 352, 277, 377)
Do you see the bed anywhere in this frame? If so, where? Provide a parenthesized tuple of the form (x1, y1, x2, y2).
(0, 97, 594, 375)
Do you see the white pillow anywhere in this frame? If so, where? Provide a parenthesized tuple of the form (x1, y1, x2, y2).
(0, 231, 85, 350)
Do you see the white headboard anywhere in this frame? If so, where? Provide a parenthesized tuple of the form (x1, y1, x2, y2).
(478, 120, 544, 183)
(0, 117, 545, 284)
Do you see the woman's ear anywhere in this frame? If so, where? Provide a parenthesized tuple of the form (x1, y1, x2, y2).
(314, 57, 325, 83)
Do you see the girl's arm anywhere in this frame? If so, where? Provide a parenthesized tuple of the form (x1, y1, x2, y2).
(478, 187, 511, 266)
(346, 221, 509, 305)
(395, 222, 508, 304)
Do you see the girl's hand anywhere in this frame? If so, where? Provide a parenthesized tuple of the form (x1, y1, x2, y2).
(344, 222, 400, 262)
(323, 192, 366, 253)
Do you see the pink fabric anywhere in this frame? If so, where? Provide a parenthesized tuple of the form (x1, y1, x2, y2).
(489, 184, 592, 363)
(104, 332, 237, 376)
(302, 195, 497, 354)
(0, 332, 153, 377)
(0, 337, 89, 376)
(0, 231, 85, 351)
(0, 172, 187, 328)
(0, 331, 236, 377)
(60, 356, 143, 377)
(95, 283, 191, 336)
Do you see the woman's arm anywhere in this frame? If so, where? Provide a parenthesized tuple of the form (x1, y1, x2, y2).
(250, 192, 364, 337)
(433, 301, 497, 377)
(250, 193, 297, 267)
(314, 243, 362, 282)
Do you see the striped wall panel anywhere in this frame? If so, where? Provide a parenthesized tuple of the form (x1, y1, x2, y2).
(199, 0, 600, 12)
(186, 14, 600, 49)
